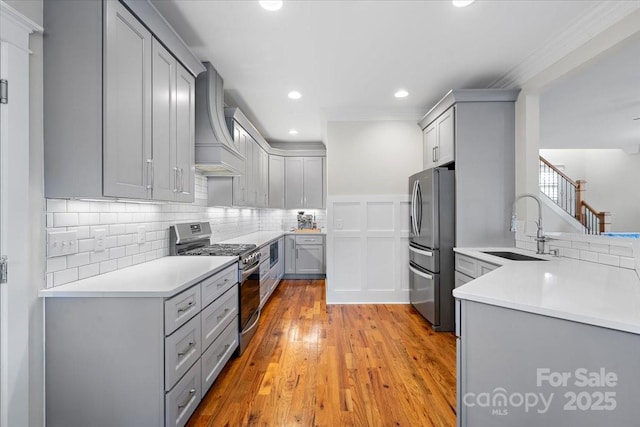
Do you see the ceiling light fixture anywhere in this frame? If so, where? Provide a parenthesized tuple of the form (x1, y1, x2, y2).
(394, 89, 409, 98)
(452, 0, 476, 7)
(259, 1, 283, 11)
(289, 129, 299, 135)
(288, 91, 302, 100)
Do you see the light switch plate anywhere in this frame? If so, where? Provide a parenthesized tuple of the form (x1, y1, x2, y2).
(47, 231, 78, 258)
(137, 226, 146, 244)
(94, 228, 106, 252)
(335, 219, 344, 230)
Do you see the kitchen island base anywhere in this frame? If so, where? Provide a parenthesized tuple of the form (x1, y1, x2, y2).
(457, 300, 640, 426)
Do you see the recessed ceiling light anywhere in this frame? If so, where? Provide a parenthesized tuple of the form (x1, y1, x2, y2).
(452, 0, 476, 7)
(288, 91, 302, 100)
(259, 1, 283, 11)
(394, 89, 409, 98)
(289, 129, 299, 135)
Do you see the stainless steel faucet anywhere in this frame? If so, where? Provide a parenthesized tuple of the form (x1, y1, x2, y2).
(511, 193, 547, 254)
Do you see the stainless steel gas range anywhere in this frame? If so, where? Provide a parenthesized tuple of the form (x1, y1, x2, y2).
(170, 222, 261, 355)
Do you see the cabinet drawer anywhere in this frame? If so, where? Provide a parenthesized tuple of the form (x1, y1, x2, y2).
(201, 264, 238, 308)
(201, 285, 238, 351)
(295, 235, 323, 245)
(165, 359, 201, 427)
(201, 319, 238, 393)
(165, 284, 201, 336)
(478, 260, 499, 276)
(455, 254, 479, 278)
(165, 314, 202, 391)
(454, 271, 474, 288)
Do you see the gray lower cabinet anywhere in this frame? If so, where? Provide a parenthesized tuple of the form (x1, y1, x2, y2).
(44, 0, 196, 201)
(285, 234, 325, 277)
(454, 253, 499, 280)
(456, 299, 640, 426)
(45, 263, 239, 427)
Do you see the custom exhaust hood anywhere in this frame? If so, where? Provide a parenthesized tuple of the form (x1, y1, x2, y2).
(195, 62, 244, 176)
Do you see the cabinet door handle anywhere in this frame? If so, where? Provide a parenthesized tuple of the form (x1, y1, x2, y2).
(180, 168, 185, 193)
(146, 159, 153, 189)
(296, 248, 299, 259)
(178, 389, 196, 410)
(432, 147, 437, 163)
(177, 341, 195, 357)
(173, 167, 179, 192)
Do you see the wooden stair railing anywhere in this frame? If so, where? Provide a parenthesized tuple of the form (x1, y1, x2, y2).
(539, 156, 609, 234)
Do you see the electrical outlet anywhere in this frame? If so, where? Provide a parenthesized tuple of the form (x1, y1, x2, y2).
(94, 228, 106, 252)
(47, 231, 78, 258)
(137, 226, 146, 244)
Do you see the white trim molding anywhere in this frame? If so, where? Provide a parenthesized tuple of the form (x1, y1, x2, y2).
(490, 1, 640, 89)
(326, 194, 410, 304)
(0, 1, 43, 39)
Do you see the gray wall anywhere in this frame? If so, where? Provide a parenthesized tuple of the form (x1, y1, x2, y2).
(4, 1, 45, 426)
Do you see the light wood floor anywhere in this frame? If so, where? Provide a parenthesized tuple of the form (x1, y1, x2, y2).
(187, 280, 457, 427)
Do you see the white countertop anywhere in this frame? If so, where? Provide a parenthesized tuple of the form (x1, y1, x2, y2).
(219, 229, 325, 248)
(39, 256, 238, 298)
(453, 248, 640, 334)
(219, 231, 285, 247)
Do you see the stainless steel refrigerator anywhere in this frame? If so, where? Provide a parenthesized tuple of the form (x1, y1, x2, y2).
(409, 168, 455, 331)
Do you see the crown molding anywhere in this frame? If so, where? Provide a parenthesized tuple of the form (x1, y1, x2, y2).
(490, 1, 640, 89)
(0, 0, 43, 33)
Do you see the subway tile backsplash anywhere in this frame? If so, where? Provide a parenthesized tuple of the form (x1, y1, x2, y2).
(515, 221, 639, 276)
(45, 173, 326, 287)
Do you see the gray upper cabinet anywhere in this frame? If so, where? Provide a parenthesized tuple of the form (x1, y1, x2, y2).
(151, 39, 177, 202)
(418, 89, 520, 247)
(150, 40, 195, 202)
(103, 0, 153, 199)
(258, 147, 269, 208)
(285, 157, 324, 209)
(44, 0, 200, 201)
(422, 105, 454, 169)
(175, 64, 196, 202)
(285, 157, 304, 209)
(268, 155, 285, 209)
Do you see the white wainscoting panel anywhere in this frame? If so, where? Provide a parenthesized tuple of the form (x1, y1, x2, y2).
(327, 195, 410, 304)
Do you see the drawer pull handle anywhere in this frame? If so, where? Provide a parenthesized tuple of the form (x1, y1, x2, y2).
(177, 301, 194, 314)
(217, 344, 231, 360)
(216, 308, 231, 321)
(178, 389, 196, 410)
(177, 341, 195, 357)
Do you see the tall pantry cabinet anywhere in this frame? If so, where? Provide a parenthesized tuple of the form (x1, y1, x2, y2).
(44, 0, 202, 201)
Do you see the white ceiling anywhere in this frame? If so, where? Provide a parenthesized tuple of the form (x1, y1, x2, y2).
(540, 34, 640, 153)
(150, 0, 610, 144)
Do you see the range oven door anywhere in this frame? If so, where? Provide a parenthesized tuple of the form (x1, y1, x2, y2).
(239, 262, 260, 354)
(409, 262, 440, 328)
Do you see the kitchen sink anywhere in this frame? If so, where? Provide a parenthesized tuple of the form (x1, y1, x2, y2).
(482, 251, 546, 261)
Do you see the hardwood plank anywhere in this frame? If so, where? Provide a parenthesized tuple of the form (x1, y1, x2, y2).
(187, 280, 457, 427)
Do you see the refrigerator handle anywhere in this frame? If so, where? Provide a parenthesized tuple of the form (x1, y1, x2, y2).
(409, 265, 433, 280)
(411, 180, 418, 236)
(416, 181, 422, 235)
(409, 246, 433, 257)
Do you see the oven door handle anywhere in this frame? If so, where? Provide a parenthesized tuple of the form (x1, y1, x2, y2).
(241, 309, 261, 336)
(241, 262, 260, 282)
